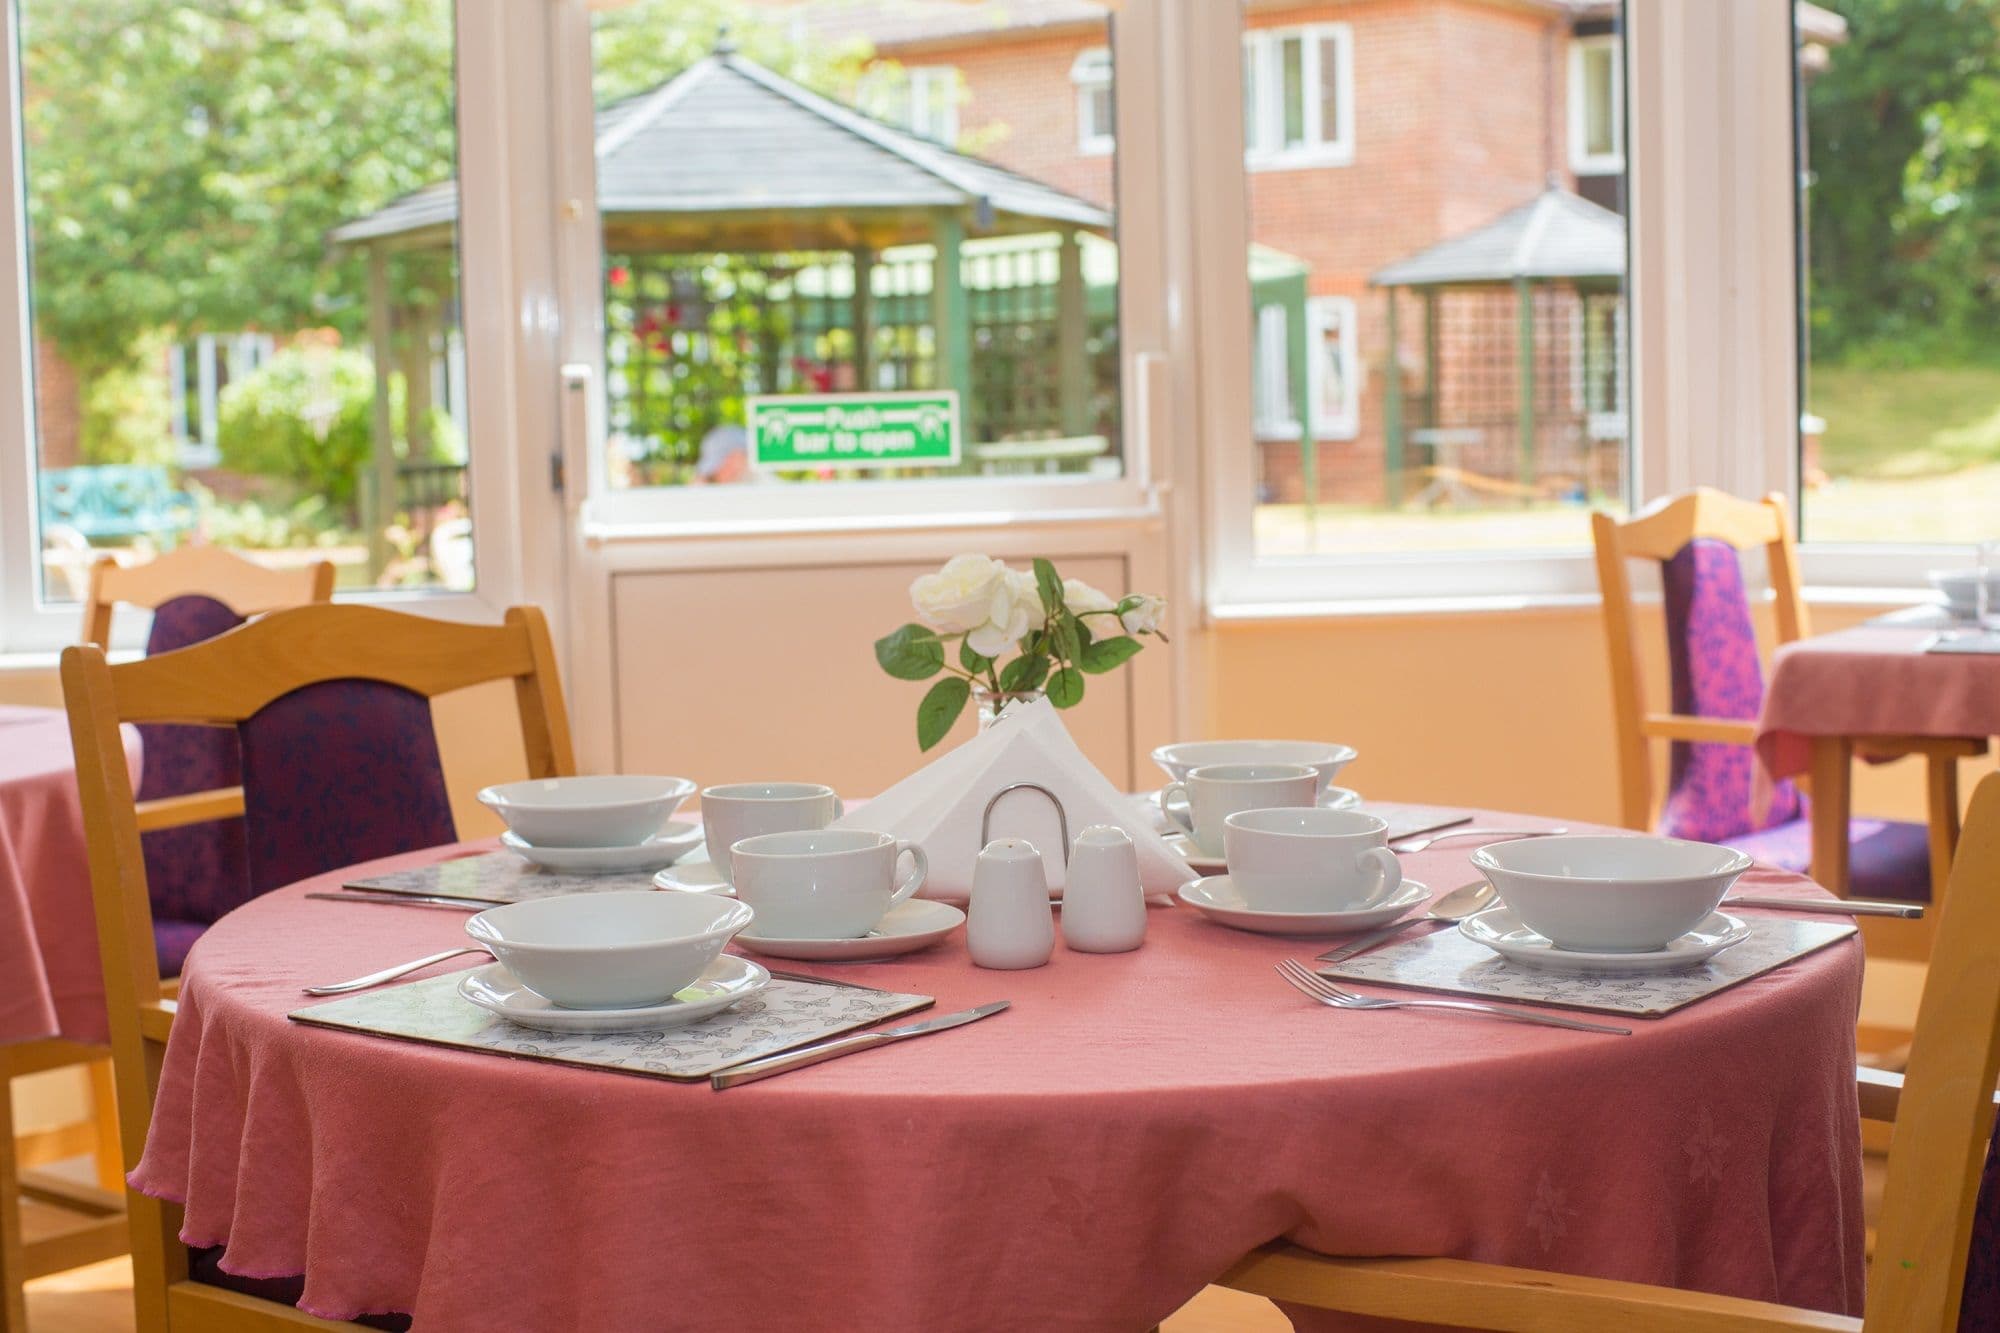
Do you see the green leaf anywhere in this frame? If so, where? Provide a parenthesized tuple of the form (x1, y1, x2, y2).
(1051, 614, 1081, 664)
(1072, 613, 1093, 650)
(1033, 558, 1063, 615)
(999, 652, 1050, 692)
(959, 638, 993, 674)
(1078, 635, 1143, 674)
(1046, 665, 1084, 708)
(917, 675, 971, 751)
(875, 624, 944, 681)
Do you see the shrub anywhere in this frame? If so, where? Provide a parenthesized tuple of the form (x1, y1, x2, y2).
(217, 347, 385, 512)
(78, 343, 175, 466)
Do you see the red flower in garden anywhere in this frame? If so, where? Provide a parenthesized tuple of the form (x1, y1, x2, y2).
(608, 265, 630, 286)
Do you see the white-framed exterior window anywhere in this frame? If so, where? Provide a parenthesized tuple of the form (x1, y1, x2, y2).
(1306, 295, 1359, 441)
(1072, 46, 1114, 155)
(905, 66, 959, 146)
(1251, 302, 1299, 439)
(1569, 34, 1624, 175)
(1242, 23, 1354, 171)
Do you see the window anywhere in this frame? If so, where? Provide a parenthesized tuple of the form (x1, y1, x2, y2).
(1252, 303, 1299, 439)
(1073, 48, 1113, 154)
(1242, 24, 1353, 169)
(905, 66, 959, 146)
(1796, 6, 2000, 548)
(1307, 297, 1359, 441)
(12, 0, 475, 611)
(1569, 35, 1624, 175)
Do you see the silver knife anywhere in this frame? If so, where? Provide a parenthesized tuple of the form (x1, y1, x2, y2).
(303, 891, 492, 911)
(711, 1001, 1010, 1091)
(1722, 895, 1924, 919)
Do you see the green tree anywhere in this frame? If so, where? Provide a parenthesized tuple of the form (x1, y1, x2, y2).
(217, 345, 382, 512)
(590, 0, 868, 105)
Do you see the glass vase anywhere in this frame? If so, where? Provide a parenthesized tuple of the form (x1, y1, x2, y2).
(973, 686, 1043, 731)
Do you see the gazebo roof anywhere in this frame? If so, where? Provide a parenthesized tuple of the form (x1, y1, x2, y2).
(331, 51, 1110, 253)
(1370, 187, 1626, 288)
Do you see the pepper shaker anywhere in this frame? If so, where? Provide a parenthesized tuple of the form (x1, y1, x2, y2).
(1061, 825, 1147, 953)
(968, 838, 1054, 970)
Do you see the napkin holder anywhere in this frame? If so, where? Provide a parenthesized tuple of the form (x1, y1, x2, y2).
(832, 697, 1189, 902)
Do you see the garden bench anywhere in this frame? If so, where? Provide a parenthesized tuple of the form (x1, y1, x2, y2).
(38, 465, 195, 545)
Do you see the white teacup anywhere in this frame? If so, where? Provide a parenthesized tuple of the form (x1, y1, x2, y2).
(700, 782, 844, 882)
(1223, 807, 1403, 913)
(729, 829, 928, 940)
(1159, 762, 1318, 857)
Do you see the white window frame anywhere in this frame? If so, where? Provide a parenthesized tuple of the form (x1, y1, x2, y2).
(1251, 302, 1299, 440)
(1306, 295, 1359, 441)
(0, 2, 556, 654)
(1072, 47, 1113, 155)
(1568, 34, 1625, 175)
(904, 65, 959, 147)
(1242, 23, 1354, 172)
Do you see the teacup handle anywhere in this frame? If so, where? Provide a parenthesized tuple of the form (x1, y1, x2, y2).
(889, 841, 929, 906)
(1353, 847, 1402, 907)
(832, 796, 847, 820)
(1158, 783, 1196, 837)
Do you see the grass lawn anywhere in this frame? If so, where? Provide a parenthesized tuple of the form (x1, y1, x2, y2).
(1809, 362, 2000, 480)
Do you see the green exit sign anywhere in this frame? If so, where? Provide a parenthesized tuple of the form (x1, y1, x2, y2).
(747, 392, 961, 471)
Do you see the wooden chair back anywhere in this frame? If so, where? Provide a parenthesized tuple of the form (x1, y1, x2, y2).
(1590, 489, 1807, 830)
(60, 603, 573, 1331)
(81, 546, 336, 648)
(1220, 769, 2000, 1331)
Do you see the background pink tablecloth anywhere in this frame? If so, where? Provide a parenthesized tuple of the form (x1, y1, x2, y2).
(133, 815, 1864, 1332)
(0, 705, 140, 1045)
(1758, 624, 2000, 779)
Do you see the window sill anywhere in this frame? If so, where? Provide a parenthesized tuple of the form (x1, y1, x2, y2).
(1246, 147, 1354, 172)
(1207, 585, 1940, 625)
(581, 499, 1165, 545)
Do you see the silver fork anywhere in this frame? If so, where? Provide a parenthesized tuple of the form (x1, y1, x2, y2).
(1389, 827, 1567, 852)
(759, 968, 895, 994)
(1274, 960, 1630, 1035)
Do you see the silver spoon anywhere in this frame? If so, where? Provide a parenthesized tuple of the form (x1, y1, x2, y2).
(1315, 878, 1497, 963)
(302, 946, 491, 996)
(1390, 826, 1567, 853)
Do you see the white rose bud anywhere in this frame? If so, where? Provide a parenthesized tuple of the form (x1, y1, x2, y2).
(1118, 593, 1167, 636)
(910, 554, 1005, 634)
(1062, 578, 1117, 615)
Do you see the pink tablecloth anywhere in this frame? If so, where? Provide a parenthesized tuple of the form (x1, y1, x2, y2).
(1758, 623, 2000, 779)
(0, 704, 141, 1045)
(133, 815, 1864, 1331)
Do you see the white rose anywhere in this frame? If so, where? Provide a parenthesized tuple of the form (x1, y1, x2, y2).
(967, 567, 1039, 657)
(910, 554, 1006, 634)
(1062, 578, 1117, 615)
(1119, 593, 1167, 636)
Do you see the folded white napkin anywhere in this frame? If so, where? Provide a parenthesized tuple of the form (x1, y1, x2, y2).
(831, 697, 1188, 902)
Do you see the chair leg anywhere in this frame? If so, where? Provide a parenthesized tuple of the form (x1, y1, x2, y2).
(1927, 753, 1963, 897)
(0, 1056, 30, 1333)
(86, 1061, 122, 1194)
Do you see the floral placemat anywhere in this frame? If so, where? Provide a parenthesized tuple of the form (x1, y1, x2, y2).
(1321, 916, 1856, 1017)
(290, 971, 934, 1081)
(342, 851, 661, 904)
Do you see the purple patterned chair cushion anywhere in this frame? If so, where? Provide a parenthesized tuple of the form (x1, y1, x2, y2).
(1723, 815, 1933, 903)
(1656, 539, 1805, 843)
(152, 919, 209, 977)
(189, 1246, 411, 1330)
(237, 679, 458, 896)
(136, 596, 252, 960)
(1964, 1124, 2000, 1330)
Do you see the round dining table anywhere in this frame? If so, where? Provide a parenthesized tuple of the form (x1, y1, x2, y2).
(132, 808, 1865, 1331)
(0, 704, 138, 1045)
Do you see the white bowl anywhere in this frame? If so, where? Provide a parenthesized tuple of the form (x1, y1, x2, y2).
(1470, 835, 1751, 953)
(476, 775, 696, 848)
(1151, 740, 1358, 795)
(1927, 569, 2000, 619)
(464, 890, 753, 1009)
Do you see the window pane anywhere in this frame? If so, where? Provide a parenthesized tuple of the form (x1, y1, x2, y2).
(1280, 36, 1306, 148)
(22, 0, 474, 601)
(1317, 35, 1343, 146)
(1246, 8, 1629, 557)
(1243, 44, 1260, 152)
(1798, 10, 2000, 544)
(591, 4, 1122, 492)
(1584, 47, 1616, 158)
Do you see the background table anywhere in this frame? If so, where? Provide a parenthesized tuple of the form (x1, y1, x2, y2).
(0, 705, 139, 1045)
(1757, 619, 2000, 893)
(133, 812, 1864, 1331)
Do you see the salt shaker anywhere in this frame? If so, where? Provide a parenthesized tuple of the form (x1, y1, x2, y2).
(968, 838, 1054, 970)
(1061, 825, 1147, 953)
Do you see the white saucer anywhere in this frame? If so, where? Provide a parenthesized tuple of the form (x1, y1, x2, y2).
(1176, 874, 1429, 936)
(501, 821, 703, 875)
(1146, 786, 1361, 837)
(654, 858, 733, 895)
(732, 899, 966, 962)
(456, 955, 767, 1032)
(1459, 907, 1751, 973)
(1163, 833, 1227, 877)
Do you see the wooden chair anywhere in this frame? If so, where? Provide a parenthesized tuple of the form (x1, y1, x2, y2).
(1591, 490, 1980, 916)
(0, 549, 338, 1329)
(61, 603, 573, 1332)
(1219, 768, 2000, 1330)
(81, 545, 336, 649)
